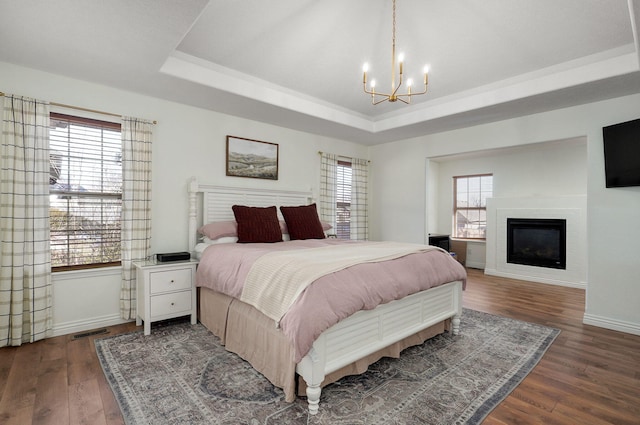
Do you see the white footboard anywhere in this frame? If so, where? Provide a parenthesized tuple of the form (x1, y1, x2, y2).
(296, 280, 463, 415)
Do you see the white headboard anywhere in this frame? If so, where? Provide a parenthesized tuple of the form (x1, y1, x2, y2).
(187, 177, 313, 251)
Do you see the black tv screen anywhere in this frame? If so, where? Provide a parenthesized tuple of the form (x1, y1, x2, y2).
(603, 118, 640, 188)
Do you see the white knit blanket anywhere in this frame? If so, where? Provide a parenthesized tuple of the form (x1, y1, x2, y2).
(240, 241, 440, 324)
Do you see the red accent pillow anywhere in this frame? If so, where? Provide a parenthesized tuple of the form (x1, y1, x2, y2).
(232, 205, 283, 243)
(279, 204, 326, 240)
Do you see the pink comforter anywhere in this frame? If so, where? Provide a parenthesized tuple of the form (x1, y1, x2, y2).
(196, 239, 467, 362)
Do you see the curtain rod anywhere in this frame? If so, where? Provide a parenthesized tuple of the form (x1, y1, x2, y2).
(0, 91, 157, 124)
(318, 151, 371, 163)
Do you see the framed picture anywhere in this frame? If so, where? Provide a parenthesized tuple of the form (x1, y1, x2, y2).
(226, 135, 279, 180)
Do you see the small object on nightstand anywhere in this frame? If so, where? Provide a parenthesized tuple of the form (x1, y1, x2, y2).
(155, 251, 191, 262)
(134, 259, 198, 335)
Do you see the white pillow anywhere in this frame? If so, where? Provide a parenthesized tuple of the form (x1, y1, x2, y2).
(195, 237, 239, 259)
(202, 236, 239, 244)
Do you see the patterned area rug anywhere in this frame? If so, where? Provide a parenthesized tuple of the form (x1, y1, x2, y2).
(95, 309, 559, 425)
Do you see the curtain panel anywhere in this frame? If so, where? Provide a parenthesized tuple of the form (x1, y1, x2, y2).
(319, 153, 338, 230)
(120, 117, 153, 320)
(0, 94, 52, 347)
(350, 157, 369, 241)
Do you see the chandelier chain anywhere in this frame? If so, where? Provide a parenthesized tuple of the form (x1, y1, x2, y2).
(392, 0, 396, 53)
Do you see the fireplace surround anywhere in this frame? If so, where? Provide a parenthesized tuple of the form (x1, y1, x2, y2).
(506, 218, 566, 269)
(485, 196, 586, 288)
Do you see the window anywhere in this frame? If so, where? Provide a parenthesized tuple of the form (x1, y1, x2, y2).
(453, 174, 493, 239)
(320, 153, 368, 240)
(336, 160, 352, 239)
(49, 113, 122, 270)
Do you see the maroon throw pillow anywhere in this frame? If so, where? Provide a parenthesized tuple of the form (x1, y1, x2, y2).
(279, 204, 326, 240)
(232, 205, 283, 243)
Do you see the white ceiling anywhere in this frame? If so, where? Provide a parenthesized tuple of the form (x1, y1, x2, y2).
(1, 0, 639, 145)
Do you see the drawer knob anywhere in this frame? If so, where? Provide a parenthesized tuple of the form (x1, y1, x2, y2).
(170, 279, 175, 283)
(171, 302, 175, 306)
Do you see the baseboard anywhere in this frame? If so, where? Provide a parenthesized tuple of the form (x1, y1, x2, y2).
(484, 268, 587, 289)
(52, 314, 133, 337)
(583, 313, 640, 336)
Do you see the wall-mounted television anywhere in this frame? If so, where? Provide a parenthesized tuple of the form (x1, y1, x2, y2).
(602, 118, 640, 188)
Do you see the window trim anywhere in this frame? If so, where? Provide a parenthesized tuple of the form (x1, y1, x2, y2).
(52, 261, 121, 273)
(453, 173, 493, 240)
(50, 112, 121, 131)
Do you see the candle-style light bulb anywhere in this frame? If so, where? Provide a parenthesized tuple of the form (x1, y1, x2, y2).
(363, 63, 369, 84)
(370, 80, 376, 89)
(423, 65, 430, 85)
(398, 53, 404, 74)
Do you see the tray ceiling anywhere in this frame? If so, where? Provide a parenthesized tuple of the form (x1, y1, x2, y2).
(1, 0, 639, 144)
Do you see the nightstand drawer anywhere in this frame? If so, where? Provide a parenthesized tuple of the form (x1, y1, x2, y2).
(150, 291, 192, 317)
(149, 268, 192, 294)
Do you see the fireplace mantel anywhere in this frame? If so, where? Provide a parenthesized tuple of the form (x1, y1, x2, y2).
(485, 196, 587, 288)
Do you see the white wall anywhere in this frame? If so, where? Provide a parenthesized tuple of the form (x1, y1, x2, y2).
(430, 138, 587, 235)
(1, 61, 368, 335)
(427, 139, 588, 282)
(370, 93, 640, 336)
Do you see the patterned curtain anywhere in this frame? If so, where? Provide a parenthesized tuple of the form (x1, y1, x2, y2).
(319, 152, 337, 229)
(350, 157, 369, 241)
(120, 117, 152, 320)
(319, 152, 369, 240)
(0, 94, 52, 347)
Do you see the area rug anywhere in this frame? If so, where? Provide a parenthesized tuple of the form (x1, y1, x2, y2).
(95, 309, 559, 425)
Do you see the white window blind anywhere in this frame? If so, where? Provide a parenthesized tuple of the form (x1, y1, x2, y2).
(49, 113, 122, 269)
(336, 161, 352, 239)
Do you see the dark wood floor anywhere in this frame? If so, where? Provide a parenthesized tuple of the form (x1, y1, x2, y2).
(1, 268, 639, 424)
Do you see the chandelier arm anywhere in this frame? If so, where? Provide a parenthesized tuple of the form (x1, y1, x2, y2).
(390, 74, 403, 98)
(364, 89, 393, 97)
(363, 84, 391, 97)
(397, 97, 410, 104)
(396, 85, 428, 98)
(406, 85, 428, 96)
(373, 96, 392, 105)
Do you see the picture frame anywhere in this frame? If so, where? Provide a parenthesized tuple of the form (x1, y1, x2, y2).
(226, 135, 279, 180)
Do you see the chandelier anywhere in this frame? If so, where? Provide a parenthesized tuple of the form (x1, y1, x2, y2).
(362, 0, 429, 105)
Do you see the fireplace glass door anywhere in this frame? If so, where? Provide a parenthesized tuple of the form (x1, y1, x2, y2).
(506, 218, 566, 269)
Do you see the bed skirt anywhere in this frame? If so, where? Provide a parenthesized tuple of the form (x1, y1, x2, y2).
(198, 286, 449, 402)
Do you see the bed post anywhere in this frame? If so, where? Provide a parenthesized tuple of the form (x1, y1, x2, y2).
(188, 177, 198, 257)
(297, 345, 326, 415)
(452, 314, 461, 335)
(451, 281, 463, 335)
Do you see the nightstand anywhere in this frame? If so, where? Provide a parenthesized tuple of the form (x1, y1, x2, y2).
(134, 259, 198, 335)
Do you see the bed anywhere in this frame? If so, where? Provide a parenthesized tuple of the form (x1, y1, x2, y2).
(187, 178, 466, 414)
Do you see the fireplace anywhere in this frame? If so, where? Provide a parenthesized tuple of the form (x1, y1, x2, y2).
(507, 218, 566, 269)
